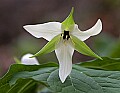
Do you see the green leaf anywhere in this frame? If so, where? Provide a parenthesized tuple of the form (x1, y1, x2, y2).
(32, 35, 60, 57)
(0, 84, 10, 93)
(79, 57, 120, 71)
(1, 61, 120, 93)
(0, 63, 58, 93)
(72, 35, 102, 60)
(8, 79, 36, 93)
(0, 79, 37, 93)
(62, 7, 75, 31)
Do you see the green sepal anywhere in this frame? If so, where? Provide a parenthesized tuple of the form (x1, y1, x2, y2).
(71, 35, 102, 60)
(31, 35, 60, 57)
(62, 7, 75, 31)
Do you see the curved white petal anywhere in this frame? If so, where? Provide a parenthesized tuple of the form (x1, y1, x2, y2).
(55, 39, 74, 83)
(21, 54, 39, 65)
(23, 22, 62, 41)
(71, 19, 102, 41)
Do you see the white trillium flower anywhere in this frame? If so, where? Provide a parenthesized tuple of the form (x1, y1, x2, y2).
(23, 8, 102, 83)
(21, 54, 39, 65)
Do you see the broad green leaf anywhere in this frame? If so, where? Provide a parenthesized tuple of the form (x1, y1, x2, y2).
(72, 35, 102, 60)
(40, 87, 52, 93)
(1, 62, 120, 93)
(79, 57, 120, 71)
(0, 63, 58, 93)
(32, 35, 60, 57)
(7, 79, 36, 93)
(0, 84, 10, 93)
(0, 79, 37, 93)
(62, 7, 75, 31)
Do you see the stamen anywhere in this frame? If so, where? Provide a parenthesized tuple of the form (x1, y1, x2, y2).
(63, 31, 70, 40)
(67, 35, 70, 40)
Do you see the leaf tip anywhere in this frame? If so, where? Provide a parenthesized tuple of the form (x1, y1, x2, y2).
(97, 56, 103, 60)
(71, 7, 74, 15)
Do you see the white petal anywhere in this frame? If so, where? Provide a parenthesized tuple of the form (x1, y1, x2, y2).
(71, 19, 102, 41)
(23, 22, 62, 41)
(55, 39, 74, 83)
(21, 53, 39, 65)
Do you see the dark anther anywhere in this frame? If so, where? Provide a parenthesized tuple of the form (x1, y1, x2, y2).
(63, 31, 70, 40)
(67, 35, 70, 40)
(63, 35, 66, 39)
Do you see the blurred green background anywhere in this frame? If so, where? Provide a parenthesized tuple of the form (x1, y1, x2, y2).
(0, 0, 120, 77)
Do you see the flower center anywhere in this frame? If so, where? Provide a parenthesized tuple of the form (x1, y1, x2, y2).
(61, 31, 70, 40)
